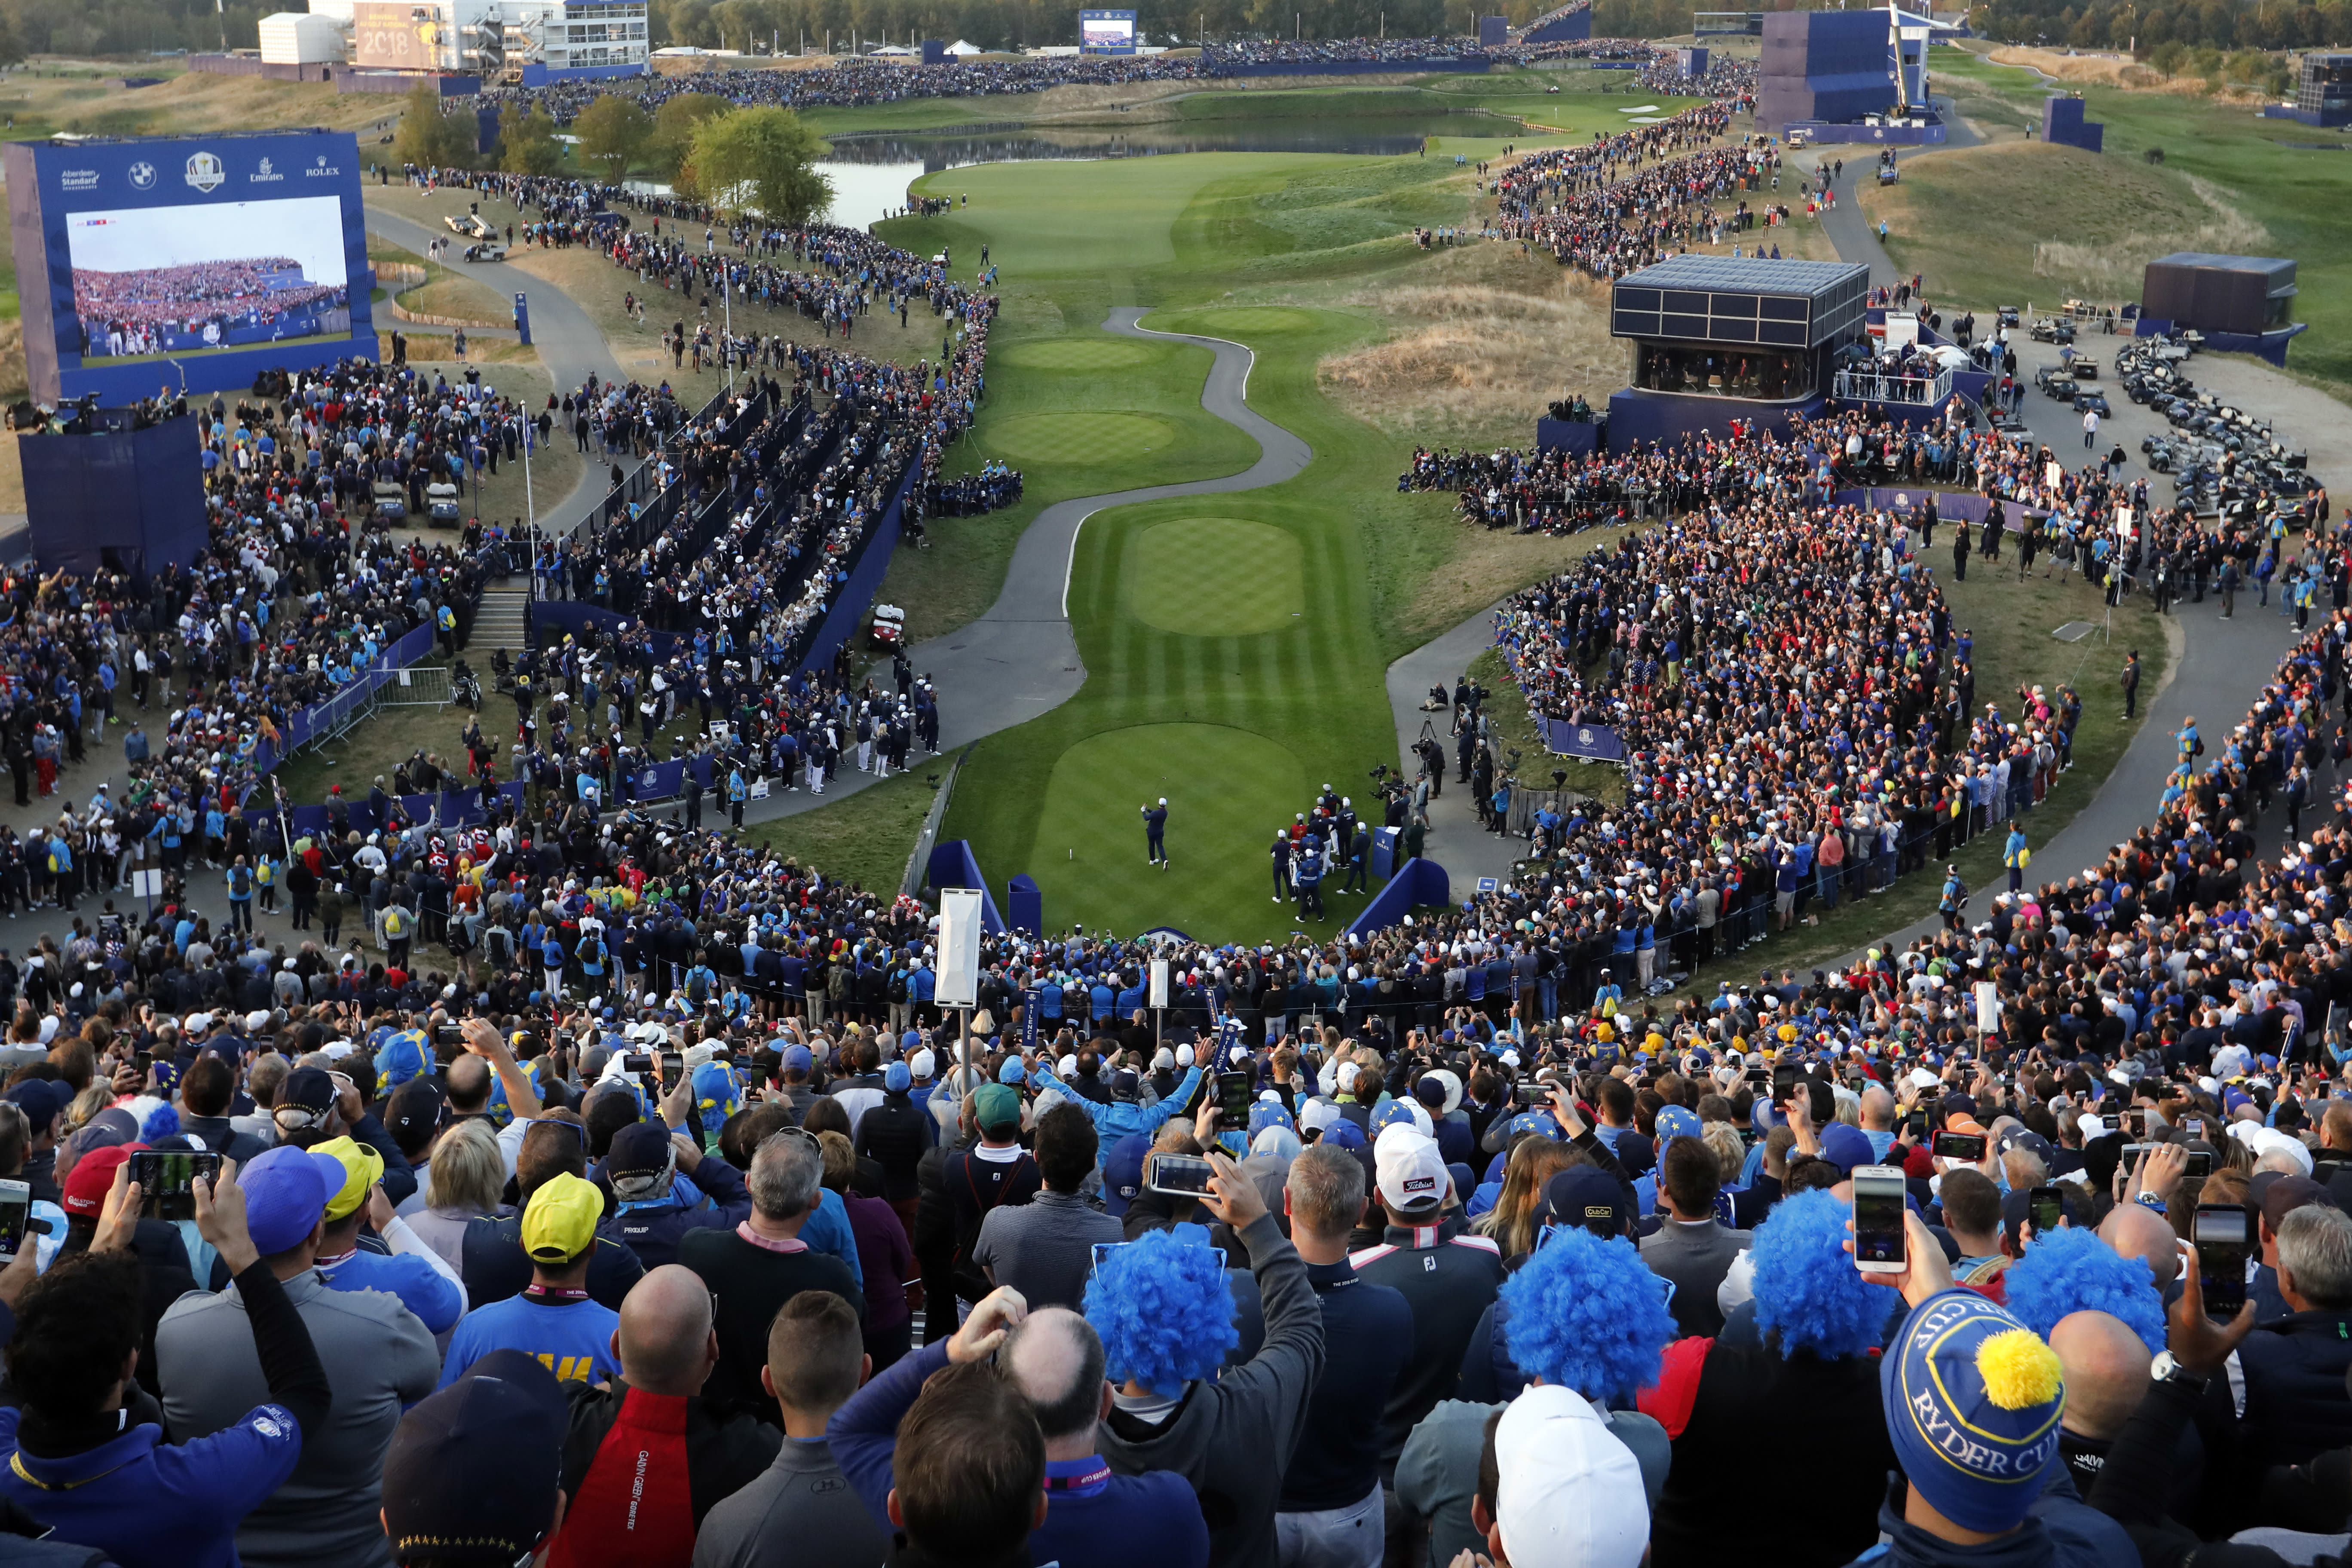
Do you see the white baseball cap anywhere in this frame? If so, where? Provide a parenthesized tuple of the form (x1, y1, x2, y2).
(1374, 1125, 1447, 1214)
(1298, 1099, 1342, 1136)
(1494, 1384, 1650, 1568)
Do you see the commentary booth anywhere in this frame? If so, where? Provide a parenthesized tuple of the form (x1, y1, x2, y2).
(1604, 256, 1870, 447)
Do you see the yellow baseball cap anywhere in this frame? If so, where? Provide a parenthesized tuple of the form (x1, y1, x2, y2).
(522, 1172, 603, 1264)
(315, 1136, 384, 1222)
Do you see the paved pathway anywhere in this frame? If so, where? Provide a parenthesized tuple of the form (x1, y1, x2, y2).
(1382, 603, 1524, 887)
(364, 205, 629, 534)
(732, 305, 1315, 829)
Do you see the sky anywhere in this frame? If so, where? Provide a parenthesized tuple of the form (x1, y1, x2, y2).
(64, 196, 349, 287)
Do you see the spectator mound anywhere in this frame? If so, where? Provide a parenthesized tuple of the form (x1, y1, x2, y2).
(1127, 517, 1304, 638)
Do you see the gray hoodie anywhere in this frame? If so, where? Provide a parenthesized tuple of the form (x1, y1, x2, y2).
(1096, 1211, 1325, 1568)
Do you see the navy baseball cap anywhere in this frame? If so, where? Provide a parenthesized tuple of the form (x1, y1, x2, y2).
(1103, 1133, 1148, 1217)
(1537, 1165, 1629, 1238)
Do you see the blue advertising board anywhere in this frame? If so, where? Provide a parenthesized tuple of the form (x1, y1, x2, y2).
(2, 131, 375, 405)
(1080, 8, 1137, 53)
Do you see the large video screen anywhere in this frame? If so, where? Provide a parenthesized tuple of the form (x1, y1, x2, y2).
(3, 132, 375, 405)
(65, 197, 352, 363)
(1080, 9, 1136, 53)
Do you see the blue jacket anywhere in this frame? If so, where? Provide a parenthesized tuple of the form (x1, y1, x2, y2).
(1034, 1062, 1203, 1145)
(0, 1400, 305, 1568)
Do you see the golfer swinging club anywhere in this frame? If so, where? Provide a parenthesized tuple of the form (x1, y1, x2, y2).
(1142, 797, 1169, 868)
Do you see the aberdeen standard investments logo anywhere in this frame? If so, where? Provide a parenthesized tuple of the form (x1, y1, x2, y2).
(184, 151, 225, 193)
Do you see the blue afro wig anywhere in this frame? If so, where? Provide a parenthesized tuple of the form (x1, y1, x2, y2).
(2003, 1226, 2165, 1355)
(1751, 1188, 1884, 1361)
(140, 1103, 181, 1145)
(1084, 1229, 1240, 1398)
(1499, 1225, 1673, 1403)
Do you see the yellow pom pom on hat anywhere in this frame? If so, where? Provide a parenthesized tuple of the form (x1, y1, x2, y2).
(1976, 1328, 2064, 1410)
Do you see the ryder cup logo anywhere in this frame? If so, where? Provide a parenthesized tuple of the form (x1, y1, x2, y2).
(128, 160, 156, 190)
(184, 151, 225, 193)
(1577, 728, 1596, 745)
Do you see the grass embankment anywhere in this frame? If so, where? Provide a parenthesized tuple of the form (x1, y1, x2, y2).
(0, 67, 394, 140)
(746, 768, 946, 897)
(368, 239, 521, 328)
(1868, 45, 2352, 397)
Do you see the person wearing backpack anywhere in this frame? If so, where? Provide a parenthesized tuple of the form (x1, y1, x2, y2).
(379, 897, 416, 969)
(225, 856, 254, 934)
(254, 852, 279, 914)
(1938, 865, 1968, 932)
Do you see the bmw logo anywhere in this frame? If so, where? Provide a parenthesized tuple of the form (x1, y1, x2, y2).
(128, 161, 156, 190)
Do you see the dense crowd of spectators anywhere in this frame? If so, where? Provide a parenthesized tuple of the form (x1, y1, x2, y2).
(0, 363, 531, 900)
(25, 55, 2352, 1568)
(480, 36, 1714, 124)
(1491, 103, 1761, 279)
(13, 681, 2352, 1568)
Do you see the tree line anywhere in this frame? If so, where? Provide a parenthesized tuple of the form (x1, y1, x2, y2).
(392, 85, 834, 225)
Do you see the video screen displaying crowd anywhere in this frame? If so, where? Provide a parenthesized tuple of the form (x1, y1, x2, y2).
(70, 258, 349, 360)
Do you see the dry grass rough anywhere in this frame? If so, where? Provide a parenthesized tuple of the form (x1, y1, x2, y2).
(1317, 248, 1619, 449)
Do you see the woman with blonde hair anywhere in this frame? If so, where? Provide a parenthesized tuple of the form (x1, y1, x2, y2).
(1703, 1121, 1746, 1186)
(1475, 1133, 1581, 1260)
(404, 1118, 509, 1272)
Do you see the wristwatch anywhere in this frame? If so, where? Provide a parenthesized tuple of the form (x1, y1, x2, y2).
(2149, 1351, 2208, 1393)
(2134, 1191, 2168, 1212)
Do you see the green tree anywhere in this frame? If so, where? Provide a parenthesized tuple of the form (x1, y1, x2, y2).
(502, 104, 564, 175)
(685, 106, 832, 224)
(2146, 37, 2188, 70)
(574, 92, 654, 179)
(393, 86, 475, 169)
(652, 92, 732, 181)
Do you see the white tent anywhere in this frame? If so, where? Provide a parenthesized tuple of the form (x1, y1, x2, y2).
(946, 38, 982, 54)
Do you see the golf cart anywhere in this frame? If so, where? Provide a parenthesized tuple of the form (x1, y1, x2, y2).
(371, 480, 407, 524)
(870, 603, 906, 649)
(426, 480, 462, 527)
(462, 241, 508, 263)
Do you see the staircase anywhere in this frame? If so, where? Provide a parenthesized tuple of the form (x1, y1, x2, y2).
(470, 587, 533, 660)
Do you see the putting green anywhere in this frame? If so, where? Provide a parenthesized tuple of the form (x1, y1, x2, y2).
(987, 411, 1180, 466)
(1127, 517, 1303, 637)
(1030, 723, 1328, 936)
(998, 337, 1158, 371)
